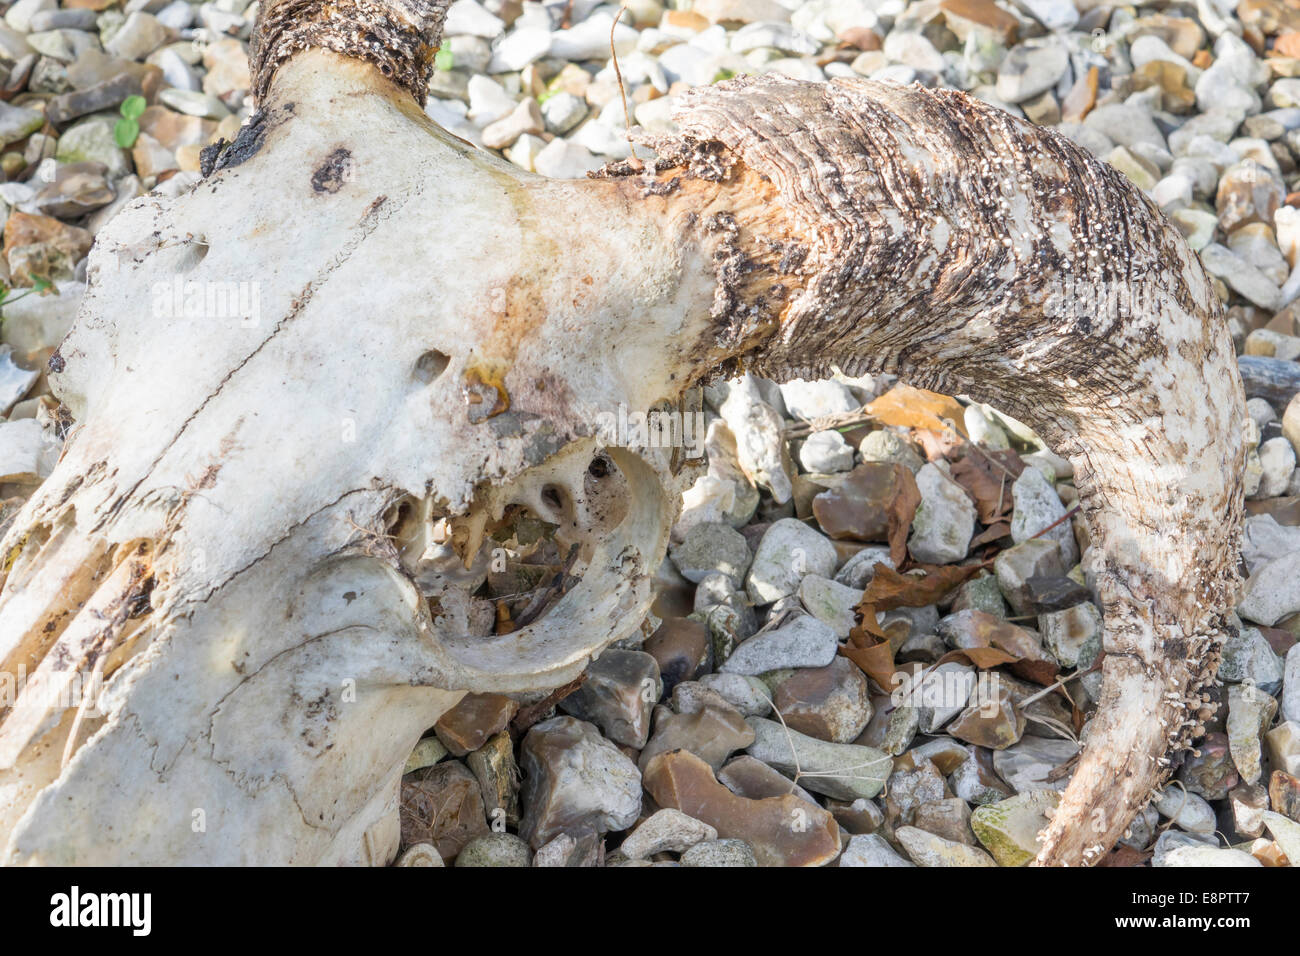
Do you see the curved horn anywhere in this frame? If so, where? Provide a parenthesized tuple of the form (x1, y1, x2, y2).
(621, 76, 1245, 866)
(0, 1, 1243, 867)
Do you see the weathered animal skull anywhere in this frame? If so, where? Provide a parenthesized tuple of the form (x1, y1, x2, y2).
(0, 0, 1246, 865)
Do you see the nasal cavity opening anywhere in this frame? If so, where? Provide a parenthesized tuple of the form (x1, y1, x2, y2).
(414, 349, 451, 384)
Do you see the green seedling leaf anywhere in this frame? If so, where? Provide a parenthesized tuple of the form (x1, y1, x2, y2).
(114, 116, 139, 149)
(120, 95, 147, 120)
(434, 48, 453, 71)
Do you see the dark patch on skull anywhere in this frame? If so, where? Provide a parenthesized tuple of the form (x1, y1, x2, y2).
(201, 105, 290, 176)
(311, 147, 355, 194)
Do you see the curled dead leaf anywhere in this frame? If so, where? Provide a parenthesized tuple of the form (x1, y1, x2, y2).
(863, 384, 969, 438)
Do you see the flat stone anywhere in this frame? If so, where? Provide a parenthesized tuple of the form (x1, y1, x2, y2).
(400, 762, 489, 862)
(3, 211, 93, 284)
(882, 756, 949, 834)
(947, 682, 1025, 750)
(1262, 809, 1300, 860)
(0, 100, 44, 147)
(531, 831, 600, 867)
(434, 693, 518, 756)
(994, 538, 1065, 615)
(455, 832, 531, 866)
(912, 797, 977, 846)
(908, 463, 976, 564)
(670, 520, 752, 586)
(1038, 602, 1102, 669)
(481, 97, 543, 149)
(1229, 782, 1269, 838)
(158, 87, 229, 119)
(896, 826, 997, 866)
(697, 672, 773, 716)
(970, 790, 1059, 866)
(950, 747, 1015, 804)
(46, 71, 141, 126)
(799, 429, 855, 472)
(680, 838, 759, 866)
(1200, 243, 1283, 311)
(533, 137, 602, 179)
(643, 617, 710, 692)
(104, 11, 168, 60)
(1152, 786, 1217, 834)
(995, 37, 1069, 104)
(859, 428, 925, 474)
(559, 649, 661, 748)
(1266, 721, 1300, 778)
(895, 661, 975, 733)
(1218, 161, 1284, 234)
(54, 115, 130, 177)
(1024, 575, 1091, 614)
(771, 656, 873, 743)
(746, 715, 889, 799)
(812, 462, 919, 554)
(519, 716, 642, 848)
(798, 573, 861, 637)
(992, 734, 1078, 793)
(619, 808, 717, 859)
(1232, 561, 1300, 629)
(1009, 466, 1078, 567)
(1219, 625, 1284, 693)
(643, 749, 840, 866)
(639, 703, 756, 771)
(1158, 845, 1262, 866)
(403, 736, 448, 774)
(717, 754, 820, 805)
(720, 614, 839, 675)
(1227, 682, 1278, 785)
(719, 376, 793, 503)
(827, 795, 885, 834)
(839, 832, 915, 866)
(746, 517, 838, 605)
(937, 608, 1052, 665)
(833, 547, 893, 592)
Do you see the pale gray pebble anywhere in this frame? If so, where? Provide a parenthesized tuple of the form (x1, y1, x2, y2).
(680, 838, 758, 867)
(455, 833, 532, 867)
(619, 809, 717, 859)
(720, 614, 839, 675)
(838, 832, 915, 866)
(697, 672, 773, 716)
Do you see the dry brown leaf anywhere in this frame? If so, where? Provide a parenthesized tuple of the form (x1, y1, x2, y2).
(886, 469, 921, 567)
(1012, 657, 1061, 687)
(949, 445, 1025, 524)
(840, 637, 896, 690)
(969, 522, 1011, 550)
(863, 384, 969, 438)
(933, 647, 1020, 669)
(856, 562, 984, 613)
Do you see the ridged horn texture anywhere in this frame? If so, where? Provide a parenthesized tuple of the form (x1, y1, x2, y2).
(250, 0, 452, 107)
(628, 75, 1246, 865)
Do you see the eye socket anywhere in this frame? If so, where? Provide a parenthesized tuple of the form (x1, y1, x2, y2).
(414, 349, 451, 383)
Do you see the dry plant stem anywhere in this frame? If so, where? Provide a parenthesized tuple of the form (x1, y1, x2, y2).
(0, 0, 1245, 866)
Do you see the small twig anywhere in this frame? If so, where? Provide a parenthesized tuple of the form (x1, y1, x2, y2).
(610, 2, 641, 170)
(1018, 657, 1103, 708)
(1027, 505, 1080, 541)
